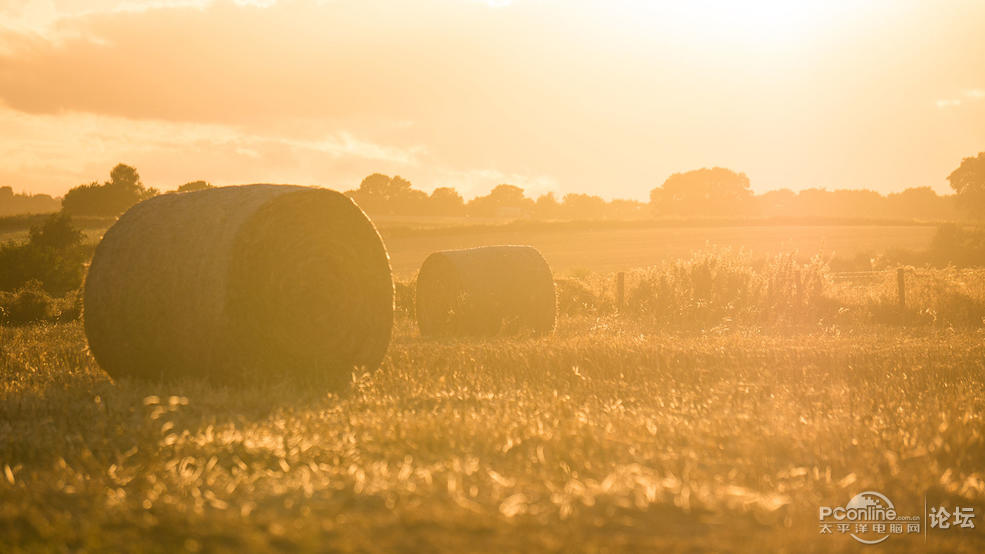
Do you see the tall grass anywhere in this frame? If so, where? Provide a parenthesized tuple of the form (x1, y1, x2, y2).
(621, 252, 833, 328)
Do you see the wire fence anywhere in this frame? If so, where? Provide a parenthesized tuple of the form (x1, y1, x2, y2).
(602, 267, 985, 312)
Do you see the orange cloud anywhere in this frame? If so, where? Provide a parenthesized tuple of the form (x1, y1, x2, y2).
(1, 0, 984, 198)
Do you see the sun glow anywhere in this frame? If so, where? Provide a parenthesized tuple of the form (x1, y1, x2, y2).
(616, 0, 844, 47)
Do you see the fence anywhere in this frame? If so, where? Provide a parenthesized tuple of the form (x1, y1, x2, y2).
(830, 267, 985, 309)
(602, 267, 985, 312)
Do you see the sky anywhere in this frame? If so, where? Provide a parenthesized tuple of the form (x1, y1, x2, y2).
(0, 0, 983, 199)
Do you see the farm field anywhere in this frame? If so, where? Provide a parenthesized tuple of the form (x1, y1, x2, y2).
(5, 219, 938, 277)
(382, 223, 937, 277)
(1, 217, 982, 552)
(4, 0, 984, 551)
(1, 318, 984, 552)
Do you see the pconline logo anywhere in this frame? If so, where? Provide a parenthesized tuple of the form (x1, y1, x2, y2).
(818, 491, 921, 544)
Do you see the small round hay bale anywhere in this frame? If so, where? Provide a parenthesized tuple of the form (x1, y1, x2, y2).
(84, 184, 393, 383)
(415, 245, 555, 337)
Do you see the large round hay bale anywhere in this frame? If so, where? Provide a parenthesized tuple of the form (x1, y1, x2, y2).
(415, 245, 555, 337)
(84, 184, 393, 383)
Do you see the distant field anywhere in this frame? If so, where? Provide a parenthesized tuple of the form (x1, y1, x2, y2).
(0, 215, 939, 279)
(383, 224, 937, 278)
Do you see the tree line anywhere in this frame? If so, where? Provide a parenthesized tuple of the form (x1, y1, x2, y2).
(0, 187, 59, 216)
(2, 153, 985, 221)
(346, 166, 968, 221)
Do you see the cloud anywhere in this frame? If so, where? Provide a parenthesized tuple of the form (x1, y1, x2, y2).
(0, 105, 560, 199)
(936, 88, 985, 109)
(0, 0, 634, 195)
(3, 0, 983, 199)
(0, 106, 425, 193)
(0, 1, 526, 125)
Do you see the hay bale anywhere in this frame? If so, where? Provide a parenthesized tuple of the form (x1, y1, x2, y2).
(415, 245, 555, 336)
(84, 184, 393, 383)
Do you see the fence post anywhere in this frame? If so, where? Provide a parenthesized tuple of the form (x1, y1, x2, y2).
(616, 272, 626, 313)
(897, 267, 905, 308)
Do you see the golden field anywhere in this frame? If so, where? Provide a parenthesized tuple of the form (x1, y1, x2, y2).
(2, 247, 984, 552)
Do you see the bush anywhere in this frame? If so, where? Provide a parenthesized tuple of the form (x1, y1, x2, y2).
(0, 213, 90, 295)
(555, 278, 606, 317)
(0, 280, 57, 325)
(0, 281, 83, 326)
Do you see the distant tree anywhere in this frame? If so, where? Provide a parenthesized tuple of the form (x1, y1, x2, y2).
(607, 198, 646, 219)
(0, 186, 60, 216)
(468, 184, 534, 218)
(562, 193, 607, 219)
(177, 180, 214, 193)
(756, 189, 797, 218)
(534, 192, 562, 219)
(650, 167, 754, 216)
(347, 173, 429, 214)
(358, 173, 392, 197)
(886, 187, 956, 220)
(948, 152, 985, 218)
(428, 187, 465, 215)
(62, 163, 158, 217)
(110, 164, 140, 189)
(389, 176, 429, 214)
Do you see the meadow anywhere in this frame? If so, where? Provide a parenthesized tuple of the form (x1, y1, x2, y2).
(2, 244, 985, 552)
(382, 221, 937, 277)
(1, 215, 939, 278)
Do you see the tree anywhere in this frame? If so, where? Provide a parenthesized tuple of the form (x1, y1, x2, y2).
(429, 187, 465, 215)
(177, 180, 214, 193)
(534, 192, 562, 219)
(347, 173, 429, 214)
(62, 163, 158, 217)
(562, 193, 607, 219)
(650, 167, 754, 217)
(887, 187, 957, 220)
(467, 184, 534, 218)
(387, 176, 428, 214)
(948, 152, 985, 218)
(110, 164, 140, 189)
(0, 186, 60, 216)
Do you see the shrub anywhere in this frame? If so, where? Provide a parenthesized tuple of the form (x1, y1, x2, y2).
(0, 280, 57, 326)
(555, 278, 604, 317)
(0, 213, 89, 295)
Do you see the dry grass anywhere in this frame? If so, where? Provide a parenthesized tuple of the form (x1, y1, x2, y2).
(1, 314, 984, 552)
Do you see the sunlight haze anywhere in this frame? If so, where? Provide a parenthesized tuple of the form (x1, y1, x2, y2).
(0, 0, 983, 198)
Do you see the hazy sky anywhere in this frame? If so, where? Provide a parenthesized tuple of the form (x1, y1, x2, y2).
(1, 0, 983, 199)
